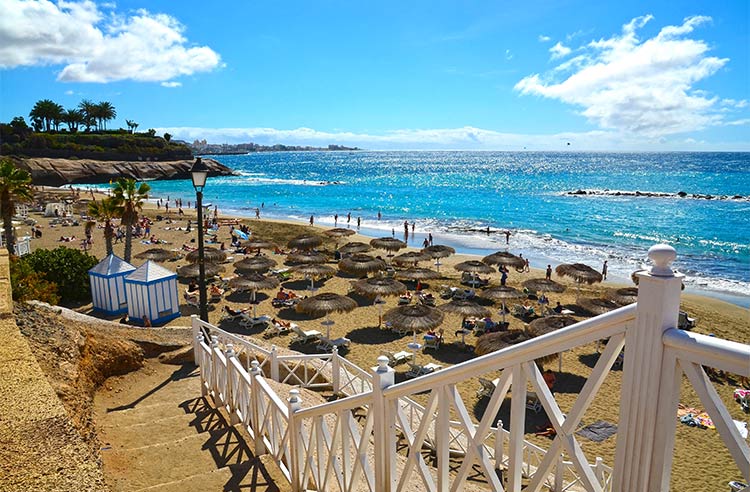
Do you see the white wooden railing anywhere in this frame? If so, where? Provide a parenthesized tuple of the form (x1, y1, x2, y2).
(192, 245, 749, 492)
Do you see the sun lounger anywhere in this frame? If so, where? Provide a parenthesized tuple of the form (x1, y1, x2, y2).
(240, 314, 271, 329)
(678, 310, 696, 330)
(184, 292, 199, 309)
(263, 321, 292, 338)
(423, 333, 442, 351)
(220, 307, 248, 322)
(381, 350, 412, 366)
(290, 324, 323, 344)
(406, 362, 442, 378)
(272, 297, 299, 308)
(317, 336, 351, 352)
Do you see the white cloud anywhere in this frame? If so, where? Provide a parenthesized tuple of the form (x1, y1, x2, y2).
(161, 81, 182, 88)
(0, 0, 221, 83)
(505, 49, 513, 61)
(516, 15, 734, 137)
(538, 35, 551, 42)
(64, 90, 74, 95)
(154, 125, 749, 151)
(723, 119, 750, 127)
(549, 42, 571, 59)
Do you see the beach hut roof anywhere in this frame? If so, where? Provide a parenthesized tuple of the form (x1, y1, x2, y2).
(127, 260, 176, 283)
(89, 254, 135, 276)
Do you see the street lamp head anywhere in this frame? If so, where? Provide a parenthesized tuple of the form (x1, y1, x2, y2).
(190, 157, 209, 192)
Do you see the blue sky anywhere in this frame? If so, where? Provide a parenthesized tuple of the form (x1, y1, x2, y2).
(1, 0, 748, 150)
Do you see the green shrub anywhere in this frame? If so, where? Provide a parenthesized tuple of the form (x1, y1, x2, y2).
(9, 256, 59, 304)
(20, 247, 98, 303)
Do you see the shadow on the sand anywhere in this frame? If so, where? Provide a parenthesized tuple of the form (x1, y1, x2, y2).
(346, 326, 402, 345)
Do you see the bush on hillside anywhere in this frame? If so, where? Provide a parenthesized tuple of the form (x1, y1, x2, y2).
(10, 256, 59, 304)
(19, 247, 98, 303)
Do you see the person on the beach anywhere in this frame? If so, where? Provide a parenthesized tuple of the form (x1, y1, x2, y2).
(524, 258, 530, 272)
(602, 260, 608, 280)
(504, 230, 511, 244)
(310, 215, 314, 226)
(428, 233, 433, 246)
(378, 211, 381, 220)
(347, 212, 351, 226)
(501, 270, 508, 286)
(391, 228, 395, 237)
(546, 265, 552, 280)
(411, 222, 415, 233)
(357, 217, 361, 229)
(422, 237, 429, 248)
(255, 208, 260, 219)
(334, 214, 338, 226)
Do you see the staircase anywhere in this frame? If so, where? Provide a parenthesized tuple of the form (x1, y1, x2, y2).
(94, 359, 287, 492)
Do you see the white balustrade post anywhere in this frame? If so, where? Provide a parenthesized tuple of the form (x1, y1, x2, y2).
(210, 335, 220, 399)
(372, 355, 395, 492)
(287, 389, 303, 492)
(612, 244, 683, 492)
(270, 345, 279, 381)
(191, 314, 200, 365)
(594, 457, 604, 485)
(494, 419, 504, 472)
(554, 454, 564, 492)
(331, 346, 341, 395)
(225, 343, 239, 425)
(196, 332, 208, 396)
(249, 360, 267, 455)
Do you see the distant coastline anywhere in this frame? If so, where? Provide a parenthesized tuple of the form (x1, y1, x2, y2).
(188, 141, 360, 154)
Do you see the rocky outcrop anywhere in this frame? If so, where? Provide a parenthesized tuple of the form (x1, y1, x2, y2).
(9, 157, 234, 186)
(565, 189, 748, 201)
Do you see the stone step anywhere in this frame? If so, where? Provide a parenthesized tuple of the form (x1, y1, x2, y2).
(131, 458, 283, 492)
(103, 418, 253, 490)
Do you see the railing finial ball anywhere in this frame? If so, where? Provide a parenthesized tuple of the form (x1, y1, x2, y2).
(289, 388, 301, 404)
(648, 244, 676, 277)
(376, 355, 390, 371)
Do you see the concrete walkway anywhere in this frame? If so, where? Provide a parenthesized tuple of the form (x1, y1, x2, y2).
(94, 359, 286, 491)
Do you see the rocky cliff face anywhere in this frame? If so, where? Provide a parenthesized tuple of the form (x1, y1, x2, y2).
(10, 157, 234, 186)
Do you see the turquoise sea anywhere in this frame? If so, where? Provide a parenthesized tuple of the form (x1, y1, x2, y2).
(141, 151, 749, 306)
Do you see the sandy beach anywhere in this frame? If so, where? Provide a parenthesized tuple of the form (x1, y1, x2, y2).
(19, 186, 750, 491)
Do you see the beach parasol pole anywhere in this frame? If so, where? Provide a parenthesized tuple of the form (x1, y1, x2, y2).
(251, 289, 257, 318)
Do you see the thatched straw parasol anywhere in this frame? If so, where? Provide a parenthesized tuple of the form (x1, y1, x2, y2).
(555, 263, 603, 301)
(177, 262, 225, 279)
(527, 315, 577, 370)
(455, 260, 494, 285)
(288, 234, 323, 251)
(523, 278, 566, 294)
(339, 241, 372, 254)
(234, 256, 277, 274)
(229, 273, 279, 316)
(454, 260, 495, 274)
(186, 247, 227, 264)
(352, 277, 407, 297)
(352, 277, 407, 326)
(338, 254, 387, 276)
(241, 238, 277, 251)
(482, 251, 525, 270)
(290, 263, 336, 291)
(421, 244, 455, 272)
(370, 237, 407, 252)
(395, 267, 441, 281)
(324, 228, 356, 238)
(392, 251, 430, 267)
(527, 315, 577, 337)
(479, 286, 524, 323)
(135, 248, 181, 262)
(605, 287, 639, 306)
(287, 250, 328, 265)
(421, 244, 456, 258)
(296, 292, 358, 338)
(579, 297, 619, 315)
(475, 330, 533, 356)
(383, 304, 444, 334)
(438, 299, 490, 319)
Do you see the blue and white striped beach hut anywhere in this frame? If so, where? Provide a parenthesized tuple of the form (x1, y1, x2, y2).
(124, 261, 180, 326)
(89, 254, 135, 315)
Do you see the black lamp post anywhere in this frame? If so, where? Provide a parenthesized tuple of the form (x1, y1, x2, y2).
(190, 157, 210, 322)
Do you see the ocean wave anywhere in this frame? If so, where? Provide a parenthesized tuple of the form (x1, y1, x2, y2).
(238, 176, 346, 187)
(564, 189, 749, 201)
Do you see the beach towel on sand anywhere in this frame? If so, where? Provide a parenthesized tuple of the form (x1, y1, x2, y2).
(576, 421, 617, 442)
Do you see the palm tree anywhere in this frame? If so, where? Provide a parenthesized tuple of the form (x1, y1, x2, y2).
(62, 109, 85, 132)
(88, 197, 119, 256)
(0, 158, 33, 255)
(29, 99, 64, 132)
(112, 178, 151, 262)
(95, 101, 116, 130)
(78, 99, 97, 131)
(125, 119, 139, 134)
